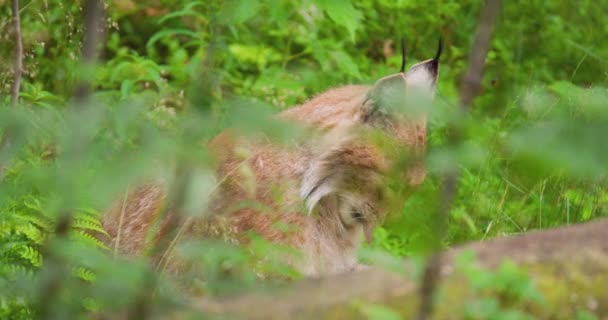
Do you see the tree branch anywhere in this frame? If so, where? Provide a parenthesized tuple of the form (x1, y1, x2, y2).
(459, 0, 502, 109)
(36, 1, 106, 318)
(1, 0, 24, 180)
(11, 0, 23, 108)
(416, 1, 502, 319)
(73, 0, 105, 103)
(126, 163, 193, 319)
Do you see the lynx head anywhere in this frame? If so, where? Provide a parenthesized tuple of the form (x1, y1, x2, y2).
(360, 38, 442, 187)
(301, 39, 442, 247)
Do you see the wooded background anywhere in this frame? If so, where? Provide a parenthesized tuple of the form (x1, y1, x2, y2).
(1, 0, 607, 319)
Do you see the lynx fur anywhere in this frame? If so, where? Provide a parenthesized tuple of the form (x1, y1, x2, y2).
(103, 44, 440, 276)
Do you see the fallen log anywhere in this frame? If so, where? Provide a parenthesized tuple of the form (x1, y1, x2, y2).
(191, 218, 608, 319)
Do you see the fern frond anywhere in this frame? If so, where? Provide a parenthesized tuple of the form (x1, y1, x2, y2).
(72, 266, 96, 282)
(13, 213, 53, 231)
(0, 262, 34, 278)
(71, 219, 110, 239)
(22, 197, 43, 212)
(76, 207, 101, 217)
(69, 231, 109, 250)
(15, 244, 42, 268)
(13, 223, 45, 245)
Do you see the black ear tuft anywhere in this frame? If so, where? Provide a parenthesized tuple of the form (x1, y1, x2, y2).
(434, 37, 443, 62)
(400, 38, 407, 73)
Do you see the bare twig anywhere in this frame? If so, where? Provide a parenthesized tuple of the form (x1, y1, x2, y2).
(127, 163, 192, 320)
(1, 0, 24, 179)
(73, 0, 105, 103)
(416, 174, 458, 320)
(127, 5, 226, 317)
(51, 0, 105, 239)
(53, 0, 105, 233)
(156, 155, 252, 274)
(36, 1, 106, 318)
(114, 185, 130, 258)
(0, 126, 13, 180)
(459, 0, 502, 109)
(11, 0, 23, 108)
(189, 1, 223, 113)
(416, 1, 502, 319)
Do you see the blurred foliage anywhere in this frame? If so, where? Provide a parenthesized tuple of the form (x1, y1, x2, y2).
(1, 0, 608, 318)
(451, 251, 544, 320)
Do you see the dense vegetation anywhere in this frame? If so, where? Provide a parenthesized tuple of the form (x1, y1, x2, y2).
(1, 0, 607, 319)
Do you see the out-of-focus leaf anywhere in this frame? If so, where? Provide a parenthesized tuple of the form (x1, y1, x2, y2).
(507, 119, 608, 179)
(314, 0, 362, 41)
(331, 50, 362, 78)
(218, 0, 263, 25)
(358, 303, 401, 320)
(228, 44, 282, 70)
(147, 29, 200, 49)
(158, 1, 206, 24)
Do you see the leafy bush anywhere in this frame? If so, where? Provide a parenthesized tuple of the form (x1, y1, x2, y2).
(1, 0, 607, 318)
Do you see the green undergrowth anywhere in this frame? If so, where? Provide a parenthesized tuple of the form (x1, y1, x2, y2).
(1, 0, 608, 318)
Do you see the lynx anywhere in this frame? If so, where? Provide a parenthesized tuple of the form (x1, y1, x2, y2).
(103, 41, 441, 276)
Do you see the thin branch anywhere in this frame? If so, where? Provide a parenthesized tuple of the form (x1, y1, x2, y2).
(416, 174, 458, 320)
(73, 0, 105, 103)
(127, 5, 226, 317)
(156, 154, 253, 273)
(127, 163, 192, 320)
(36, 1, 106, 318)
(114, 185, 130, 258)
(52, 0, 105, 234)
(2, 0, 24, 177)
(51, 0, 105, 239)
(416, 1, 502, 320)
(11, 0, 23, 108)
(0, 126, 13, 180)
(459, 0, 502, 109)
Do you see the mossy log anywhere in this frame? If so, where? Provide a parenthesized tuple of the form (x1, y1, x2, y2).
(191, 218, 608, 319)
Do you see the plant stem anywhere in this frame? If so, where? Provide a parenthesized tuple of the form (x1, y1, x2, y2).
(416, 1, 502, 319)
(37, 1, 105, 318)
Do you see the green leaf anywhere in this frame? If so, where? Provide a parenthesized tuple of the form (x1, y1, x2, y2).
(74, 266, 96, 282)
(314, 0, 362, 41)
(228, 44, 282, 70)
(17, 245, 42, 267)
(219, 0, 263, 25)
(331, 50, 361, 78)
(147, 29, 200, 49)
(70, 231, 109, 250)
(72, 219, 110, 238)
(358, 303, 401, 320)
(158, 1, 206, 24)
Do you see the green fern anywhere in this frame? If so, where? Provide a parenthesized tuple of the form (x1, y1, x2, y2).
(0, 262, 34, 279)
(13, 212, 53, 231)
(70, 230, 109, 250)
(73, 266, 96, 282)
(15, 244, 42, 268)
(0, 195, 110, 275)
(71, 208, 111, 239)
(13, 223, 45, 245)
(1, 193, 112, 319)
(72, 219, 109, 237)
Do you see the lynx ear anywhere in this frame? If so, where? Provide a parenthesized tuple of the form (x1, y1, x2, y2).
(406, 38, 441, 91)
(364, 39, 441, 120)
(364, 73, 409, 119)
